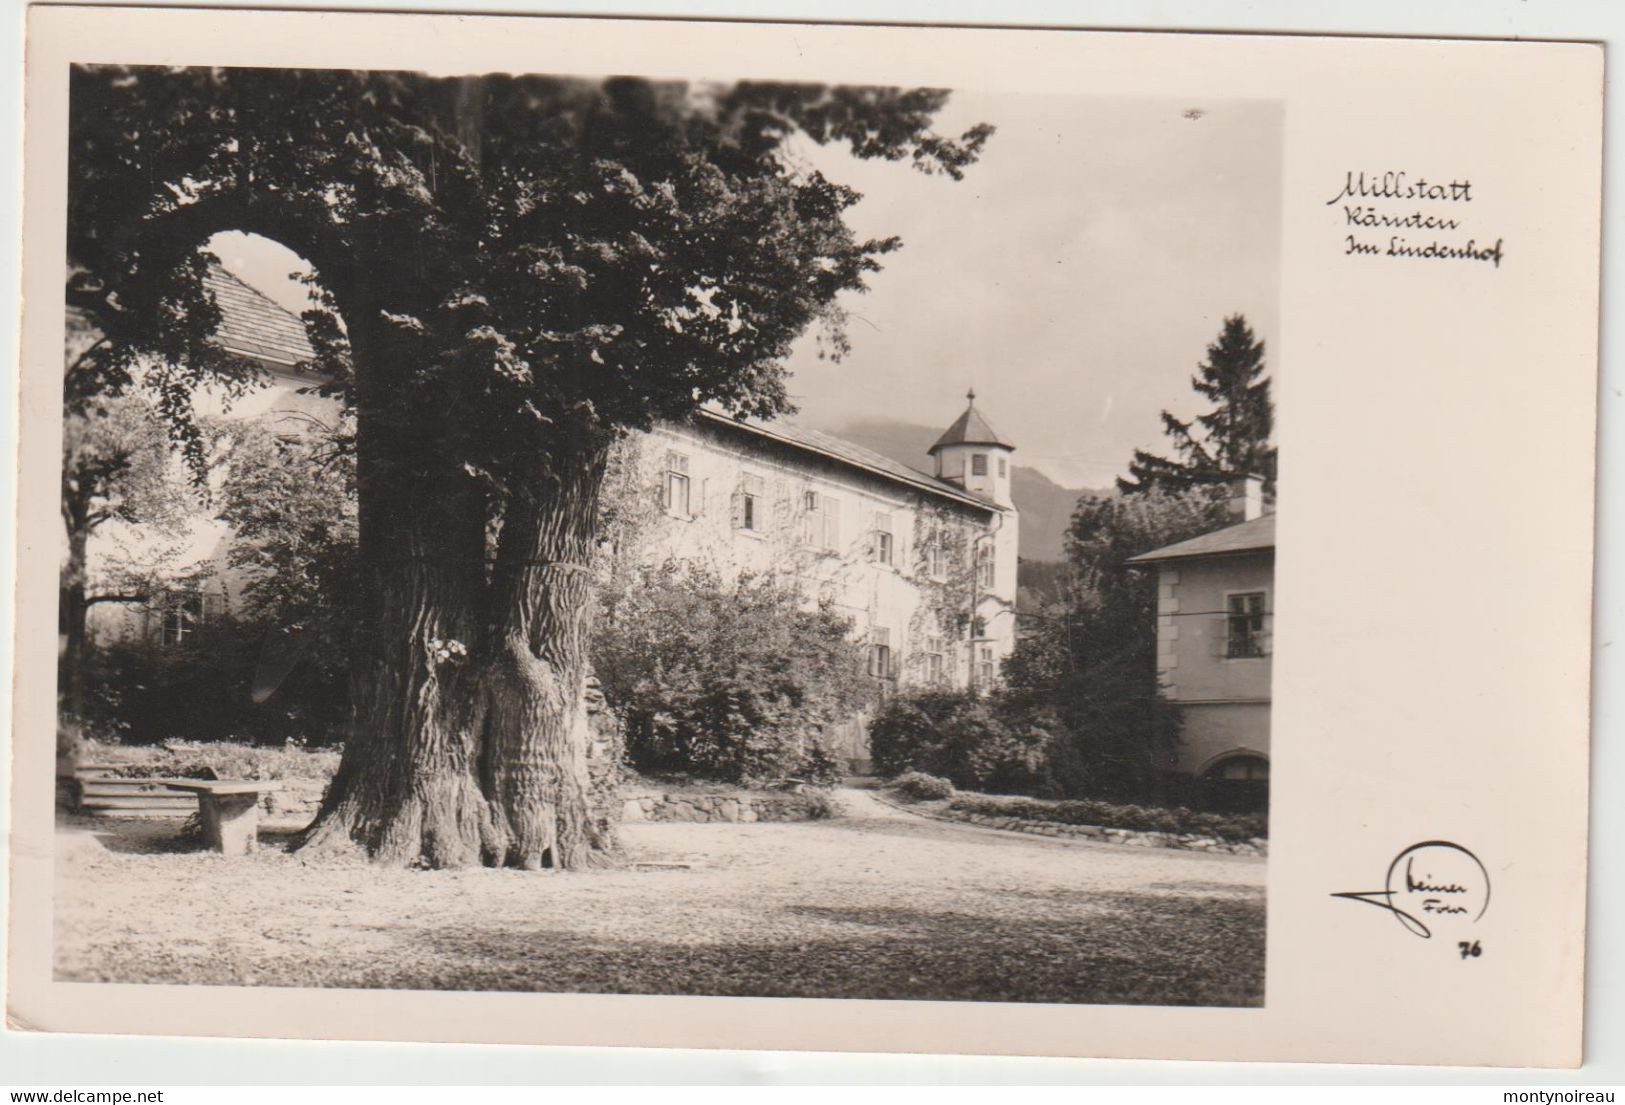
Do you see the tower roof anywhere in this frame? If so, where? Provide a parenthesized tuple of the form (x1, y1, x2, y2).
(928, 388, 1014, 454)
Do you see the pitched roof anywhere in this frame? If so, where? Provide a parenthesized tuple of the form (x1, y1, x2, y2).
(694, 408, 999, 513)
(204, 266, 316, 370)
(929, 392, 1014, 454)
(1126, 513, 1276, 564)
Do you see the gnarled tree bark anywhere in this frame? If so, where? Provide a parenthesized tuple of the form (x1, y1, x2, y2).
(479, 440, 613, 870)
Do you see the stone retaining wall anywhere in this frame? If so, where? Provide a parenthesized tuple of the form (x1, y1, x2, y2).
(877, 792, 1266, 856)
(621, 790, 829, 823)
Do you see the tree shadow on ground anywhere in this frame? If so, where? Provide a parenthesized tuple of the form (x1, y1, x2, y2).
(85, 818, 304, 856)
(350, 890, 1265, 1006)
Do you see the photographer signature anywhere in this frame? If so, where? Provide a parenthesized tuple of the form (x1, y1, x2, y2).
(1332, 840, 1490, 940)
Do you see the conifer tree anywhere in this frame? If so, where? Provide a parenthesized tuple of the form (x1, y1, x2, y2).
(1118, 314, 1275, 495)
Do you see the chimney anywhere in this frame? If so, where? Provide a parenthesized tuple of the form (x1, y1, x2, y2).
(1227, 475, 1264, 522)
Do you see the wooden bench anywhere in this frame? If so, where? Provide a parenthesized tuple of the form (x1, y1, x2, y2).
(158, 780, 282, 855)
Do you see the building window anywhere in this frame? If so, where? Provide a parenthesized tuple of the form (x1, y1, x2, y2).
(971, 454, 988, 476)
(157, 589, 212, 647)
(799, 490, 818, 544)
(871, 512, 894, 566)
(735, 473, 765, 532)
(868, 627, 893, 680)
(975, 643, 995, 687)
(927, 543, 948, 581)
(976, 542, 995, 589)
(1226, 592, 1268, 658)
(925, 636, 946, 683)
(662, 451, 691, 517)
(997, 456, 1007, 478)
(802, 489, 841, 550)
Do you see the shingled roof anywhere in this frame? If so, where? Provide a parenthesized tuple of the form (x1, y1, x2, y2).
(695, 408, 999, 513)
(929, 390, 1014, 454)
(1126, 513, 1275, 564)
(204, 266, 316, 370)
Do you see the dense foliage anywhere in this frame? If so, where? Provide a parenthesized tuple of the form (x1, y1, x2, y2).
(216, 418, 360, 696)
(83, 617, 350, 747)
(868, 690, 1054, 795)
(1119, 314, 1276, 495)
(1005, 486, 1230, 795)
(59, 372, 203, 722)
(593, 561, 868, 785)
(874, 486, 1237, 806)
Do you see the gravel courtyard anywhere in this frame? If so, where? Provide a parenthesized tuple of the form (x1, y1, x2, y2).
(54, 789, 1266, 1006)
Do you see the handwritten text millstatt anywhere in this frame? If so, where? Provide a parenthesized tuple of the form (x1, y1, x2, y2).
(1329, 170, 1504, 268)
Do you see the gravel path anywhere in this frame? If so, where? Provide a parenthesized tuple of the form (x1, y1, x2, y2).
(54, 790, 1265, 1005)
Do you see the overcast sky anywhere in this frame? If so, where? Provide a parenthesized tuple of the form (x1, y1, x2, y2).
(213, 89, 1281, 489)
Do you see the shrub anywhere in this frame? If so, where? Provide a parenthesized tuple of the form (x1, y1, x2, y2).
(893, 771, 955, 800)
(800, 789, 845, 820)
(946, 791, 1265, 842)
(594, 561, 867, 786)
(82, 616, 350, 747)
(869, 690, 1055, 794)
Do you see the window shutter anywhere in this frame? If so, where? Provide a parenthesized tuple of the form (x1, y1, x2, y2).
(1210, 614, 1231, 658)
(731, 489, 745, 529)
(823, 496, 840, 550)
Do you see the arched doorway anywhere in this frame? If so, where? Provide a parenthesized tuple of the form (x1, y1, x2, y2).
(1199, 751, 1270, 814)
(1203, 753, 1269, 782)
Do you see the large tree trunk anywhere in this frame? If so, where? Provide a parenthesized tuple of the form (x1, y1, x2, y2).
(298, 554, 497, 866)
(479, 443, 613, 870)
(295, 317, 619, 870)
(297, 323, 501, 867)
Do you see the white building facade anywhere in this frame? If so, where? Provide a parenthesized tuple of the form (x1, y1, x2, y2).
(629, 402, 1019, 769)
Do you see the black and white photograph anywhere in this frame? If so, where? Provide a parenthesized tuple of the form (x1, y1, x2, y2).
(51, 64, 1279, 1006)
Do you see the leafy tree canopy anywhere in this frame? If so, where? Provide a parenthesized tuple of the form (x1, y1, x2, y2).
(1000, 486, 1230, 795)
(68, 67, 994, 490)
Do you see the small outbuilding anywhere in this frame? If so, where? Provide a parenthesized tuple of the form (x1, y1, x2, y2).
(1127, 478, 1273, 784)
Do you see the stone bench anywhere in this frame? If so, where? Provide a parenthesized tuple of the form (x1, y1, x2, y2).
(157, 780, 282, 855)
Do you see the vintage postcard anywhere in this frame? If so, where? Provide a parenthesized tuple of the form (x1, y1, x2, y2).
(7, 6, 1601, 1067)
